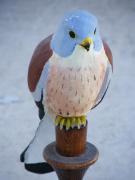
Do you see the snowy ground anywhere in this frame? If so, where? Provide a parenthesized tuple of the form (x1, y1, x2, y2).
(0, 0, 135, 179)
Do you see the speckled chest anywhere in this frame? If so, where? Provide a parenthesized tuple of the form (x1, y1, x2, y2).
(44, 52, 106, 117)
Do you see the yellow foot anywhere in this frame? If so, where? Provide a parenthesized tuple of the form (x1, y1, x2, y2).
(55, 115, 87, 130)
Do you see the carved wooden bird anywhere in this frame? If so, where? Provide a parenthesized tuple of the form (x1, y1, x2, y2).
(20, 10, 113, 174)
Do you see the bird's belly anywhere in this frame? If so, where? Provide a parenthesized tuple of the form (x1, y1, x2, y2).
(44, 63, 105, 117)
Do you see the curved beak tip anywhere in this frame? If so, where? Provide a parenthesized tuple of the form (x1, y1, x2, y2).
(82, 43, 90, 51)
(80, 37, 93, 51)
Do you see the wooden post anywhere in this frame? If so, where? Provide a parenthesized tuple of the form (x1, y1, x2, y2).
(43, 122, 99, 180)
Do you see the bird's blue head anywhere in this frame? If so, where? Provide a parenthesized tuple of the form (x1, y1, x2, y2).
(51, 10, 102, 57)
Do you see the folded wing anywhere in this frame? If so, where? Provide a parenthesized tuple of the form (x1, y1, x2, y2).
(92, 41, 113, 109)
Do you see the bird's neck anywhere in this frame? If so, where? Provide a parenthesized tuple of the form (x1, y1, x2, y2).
(50, 45, 105, 69)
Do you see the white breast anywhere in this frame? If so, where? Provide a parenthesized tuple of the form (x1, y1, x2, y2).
(44, 45, 108, 117)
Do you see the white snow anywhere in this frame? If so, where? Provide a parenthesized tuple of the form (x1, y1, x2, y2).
(0, 0, 135, 180)
(0, 95, 21, 104)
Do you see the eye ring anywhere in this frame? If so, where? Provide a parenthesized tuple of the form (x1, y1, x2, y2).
(94, 28, 96, 35)
(69, 31, 76, 38)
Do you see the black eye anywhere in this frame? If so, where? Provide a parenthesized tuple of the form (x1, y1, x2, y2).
(94, 28, 96, 35)
(69, 31, 76, 38)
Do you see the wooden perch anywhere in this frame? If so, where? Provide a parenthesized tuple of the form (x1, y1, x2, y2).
(44, 122, 99, 180)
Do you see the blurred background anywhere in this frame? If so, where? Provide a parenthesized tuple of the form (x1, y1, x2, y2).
(0, 0, 135, 179)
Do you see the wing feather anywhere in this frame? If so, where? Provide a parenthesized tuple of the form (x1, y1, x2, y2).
(28, 34, 53, 92)
(92, 41, 113, 109)
(27, 35, 53, 119)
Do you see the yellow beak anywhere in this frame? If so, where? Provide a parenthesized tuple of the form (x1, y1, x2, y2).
(80, 37, 93, 51)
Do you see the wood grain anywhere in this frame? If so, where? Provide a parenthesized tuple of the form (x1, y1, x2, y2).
(43, 123, 99, 180)
(44, 142, 99, 180)
(56, 125, 87, 157)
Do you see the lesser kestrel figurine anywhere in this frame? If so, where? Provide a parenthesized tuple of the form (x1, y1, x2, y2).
(20, 10, 113, 174)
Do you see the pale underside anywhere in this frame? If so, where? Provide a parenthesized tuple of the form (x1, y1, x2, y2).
(43, 45, 108, 117)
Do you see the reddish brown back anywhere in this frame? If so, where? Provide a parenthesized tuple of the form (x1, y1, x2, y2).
(28, 35, 53, 92)
(103, 40, 113, 70)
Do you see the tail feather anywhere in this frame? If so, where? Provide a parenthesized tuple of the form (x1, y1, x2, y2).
(20, 113, 55, 173)
(20, 145, 29, 162)
(25, 163, 54, 174)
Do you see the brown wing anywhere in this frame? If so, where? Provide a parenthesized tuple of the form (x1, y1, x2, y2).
(103, 40, 113, 70)
(28, 34, 53, 92)
(92, 41, 113, 109)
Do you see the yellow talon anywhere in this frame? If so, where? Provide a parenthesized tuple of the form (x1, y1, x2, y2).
(60, 118, 65, 129)
(75, 118, 78, 127)
(66, 118, 71, 130)
(56, 115, 87, 130)
(71, 117, 76, 128)
(81, 116, 86, 126)
(77, 118, 81, 129)
(70, 118, 73, 127)
(55, 116, 62, 126)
